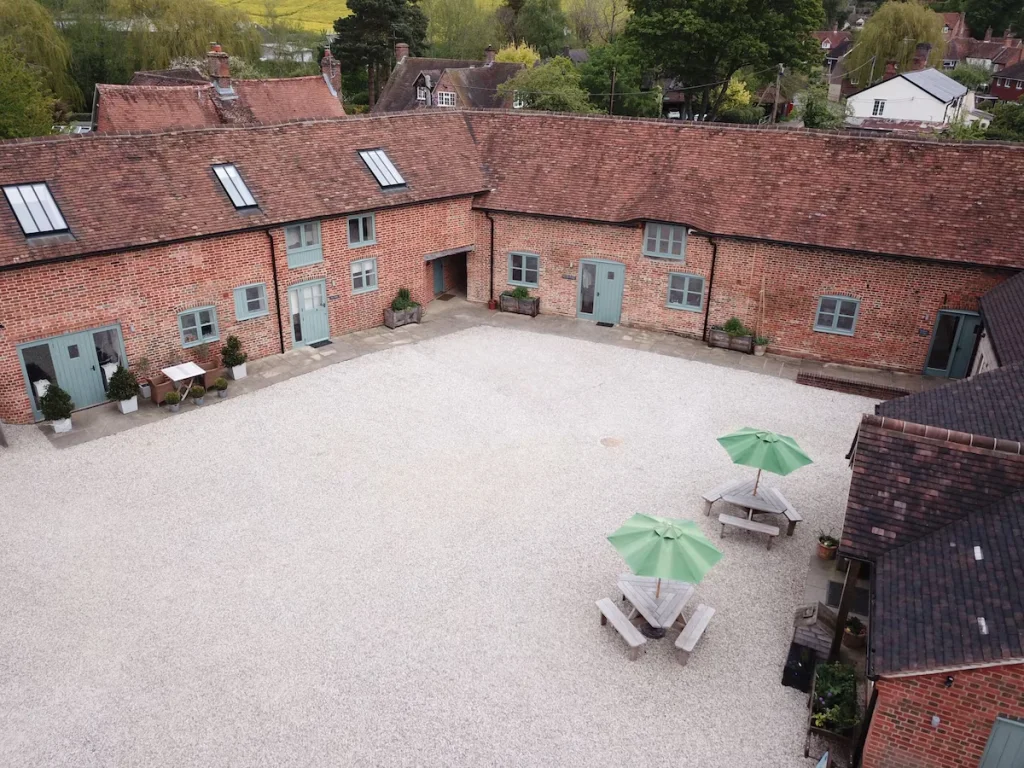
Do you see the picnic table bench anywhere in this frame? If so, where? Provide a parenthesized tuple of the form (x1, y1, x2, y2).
(719, 513, 780, 549)
(772, 488, 803, 536)
(675, 603, 715, 666)
(597, 597, 647, 660)
(704, 479, 803, 536)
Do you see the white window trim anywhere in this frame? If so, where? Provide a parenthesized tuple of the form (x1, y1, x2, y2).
(436, 91, 457, 107)
(872, 99, 885, 116)
(416, 86, 428, 102)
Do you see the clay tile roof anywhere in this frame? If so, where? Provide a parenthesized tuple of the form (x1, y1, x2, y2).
(94, 84, 222, 132)
(997, 60, 1024, 79)
(129, 68, 210, 86)
(981, 271, 1024, 365)
(373, 58, 480, 113)
(232, 77, 345, 123)
(870, 490, 1024, 676)
(445, 63, 524, 108)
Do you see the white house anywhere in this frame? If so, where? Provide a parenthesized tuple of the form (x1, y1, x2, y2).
(846, 68, 969, 125)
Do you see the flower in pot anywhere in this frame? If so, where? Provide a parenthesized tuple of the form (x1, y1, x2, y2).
(753, 336, 770, 357)
(843, 616, 868, 650)
(384, 288, 422, 328)
(221, 336, 247, 380)
(133, 356, 151, 400)
(214, 377, 229, 398)
(163, 390, 181, 413)
(817, 531, 839, 560)
(40, 383, 74, 433)
(107, 365, 140, 415)
(189, 385, 206, 406)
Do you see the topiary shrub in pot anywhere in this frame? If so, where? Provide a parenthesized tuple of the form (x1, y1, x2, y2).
(384, 288, 422, 329)
(189, 385, 206, 406)
(40, 383, 74, 433)
(753, 335, 770, 357)
(107, 365, 140, 414)
(163, 390, 181, 413)
(133, 356, 152, 400)
(221, 336, 247, 380)
(499, 285, 539, 317)
(213, 377, 228, 398)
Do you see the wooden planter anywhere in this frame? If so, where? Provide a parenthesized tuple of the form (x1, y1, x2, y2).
(499, 294, 539, 317)
(709, 329, 754, 353)
(150, 374, 175, 405)
(804, 671, 860, 760)
(384, 304, 423, 329)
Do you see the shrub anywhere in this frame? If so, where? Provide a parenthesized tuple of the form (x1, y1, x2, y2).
(106, 365, 139, 402)
(163, 391, 181, 405)
(40, 384, 74, 421)
(221, 336, 247, 368)
(722, 317, 752, 337)
(390, 287, 419, 311)
(132, 356, 150, 378)
(818, 531, 839, 547)
(509, 286, 531, 300)
(196, 342, 211, 361)
(189, 385, 206, 399)
(811, 662, 859, 732)
(213, 377, 228, 391)
(755, 335, 770, 346)
(846, 616, 865, 635)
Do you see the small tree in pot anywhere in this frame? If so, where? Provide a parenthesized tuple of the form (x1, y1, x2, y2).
(189, 385, 206, 406)
(163, 391, 181, 413)
(41, 383, 74, 433)
(107, 365, 140, 414)
(384, 288, 422, 329)
(213, 377, 229, 398)
(221, 336, 247, 380)
(499, 285, 540, 316)
(753, 336, 770, 357)
(133, 356, 151, 400)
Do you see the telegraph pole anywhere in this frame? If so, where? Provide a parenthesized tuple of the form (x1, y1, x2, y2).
(608, 67, 617, 114)
(770, 63, 784, 123)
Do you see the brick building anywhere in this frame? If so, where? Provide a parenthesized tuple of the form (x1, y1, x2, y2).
(1, 111, 1023, 424)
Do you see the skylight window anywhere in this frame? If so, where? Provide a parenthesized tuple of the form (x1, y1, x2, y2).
(213, 164, 257, 209)
(359, 149, 406, 189)
(3, 183, 68, 236)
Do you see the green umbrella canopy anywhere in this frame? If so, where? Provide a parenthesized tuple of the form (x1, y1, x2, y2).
(717, 427, 812, 477)
(607, 514, 723, 585)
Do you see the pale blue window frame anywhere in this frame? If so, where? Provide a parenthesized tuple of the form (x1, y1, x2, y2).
(643, 222, 687, 260)
(351, 257, 378, 294)
(814, 295, 860, 336)
(666, 273, 704, 312)
(285, 221, 322, 268)
(178, 306, 219, 348)
(348, 213, 376, 248)
(508, 252, 539, 287)
(233, 283, 269, 321)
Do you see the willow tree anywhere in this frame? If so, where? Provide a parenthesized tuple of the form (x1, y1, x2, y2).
(843, 1, 946, 87)
(0, 0, 79, 107)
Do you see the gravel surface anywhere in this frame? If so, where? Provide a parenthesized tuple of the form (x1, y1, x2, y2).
(0, 326, 875, 767)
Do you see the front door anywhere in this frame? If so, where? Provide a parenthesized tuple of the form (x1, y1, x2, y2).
(433, 258, 445, 295)
(288, 279, 329, 347)
(924, 310, 981, 378)
(577, 260, 625, 325)
(980, 717, 1024, 767)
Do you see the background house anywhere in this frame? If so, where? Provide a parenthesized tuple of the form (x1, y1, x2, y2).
(846, 67, 975, 129)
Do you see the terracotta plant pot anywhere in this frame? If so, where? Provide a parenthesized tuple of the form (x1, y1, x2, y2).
(817, 541, 838, 560)
(843, 628, 867, 650)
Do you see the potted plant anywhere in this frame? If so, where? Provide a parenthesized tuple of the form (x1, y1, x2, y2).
(843, 616, 867, 650)
(107, 365, 140, 414)
(499, 286, 540, 317)
(133, 356, 151, 400)
(163, 391, 181, 413)
(753, 336, 770, 357)
(810, 662, 860, 737)
(40, 383, 74, 433)
(384, 288, 423, 329)
(221, 336, 247, 380)
(213, 377, 229, 398)
(189, 385, 206, 406)
(817, 531, 840, 560)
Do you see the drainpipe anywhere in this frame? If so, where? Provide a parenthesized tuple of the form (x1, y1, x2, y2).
(265, 229, 286, 354)
(701, 236, 719, 342)
(485, 211, 497, 309)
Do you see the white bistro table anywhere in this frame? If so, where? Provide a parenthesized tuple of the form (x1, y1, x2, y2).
(161, 362, 206, 401)
(617, 573, 696, 637)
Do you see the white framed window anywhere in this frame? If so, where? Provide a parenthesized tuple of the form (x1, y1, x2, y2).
(285, 221, 322, 268)
(872, 99, 885, 116)
(351, 257, 378, 294)
(178, 306, 219, 347)
(416, 86, 428, 102)
(508, 252, 539, 287)
(850, 75, 859, 85)
(821, 40, 831, 49)
(1017, 80, 1023, 90)
(233, 283, 269, 320)
(667, 273, 704, 312)
(348, 213, 376, 247)
(436, 91, 456, 107)
(643, 222, 687, 260)
(512, 90, 524, 109)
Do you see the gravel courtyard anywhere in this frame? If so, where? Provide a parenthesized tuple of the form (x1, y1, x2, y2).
(0, 326, 874, 767)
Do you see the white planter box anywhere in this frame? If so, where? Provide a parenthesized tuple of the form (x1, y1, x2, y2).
(139, 383, 151, 400)
(117, 396, 138, 414)
(230, 363, 247, 380)
(52, 418, 72, 434)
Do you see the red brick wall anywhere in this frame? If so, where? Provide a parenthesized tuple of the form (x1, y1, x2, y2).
(863, 664, 1024, 768)
(469, 212, 1010, 372)
(991, 76, 1024, 103)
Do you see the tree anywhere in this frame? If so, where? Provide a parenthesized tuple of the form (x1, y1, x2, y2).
(965, 0, 1019, 38)
(518, 0, 568, 56)
(625, 0, 823, 120)
(331, 0, 428, 106)
(0, 0, 78, 107)
(986, 97, 1024, 141)
(421, 0, 496, 58)
(579, 39, 661, 115)
(949, 62, 993, 90)
(0, 41, 54, 139)
(823, 0, 849, 31)
(498, 55, 596, 111)
(843, 1, 946, 87)
(797, 70, 846, 128)
(494, 42, 541, 65)
(565, 0, 626, 45)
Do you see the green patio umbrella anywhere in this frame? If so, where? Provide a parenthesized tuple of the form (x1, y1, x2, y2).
(717, 427, 812, 494)
(607, 514, 723, 597)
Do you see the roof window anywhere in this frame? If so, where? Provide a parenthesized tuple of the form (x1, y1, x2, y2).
(3, 183, 68, 236)
(359, 149, 406, 189)
(213, 164, 257, 209)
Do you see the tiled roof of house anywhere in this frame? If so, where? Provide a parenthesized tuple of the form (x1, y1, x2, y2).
(445, 63, 524, 108)
(373, 58, 478, 112)
(129, 68, 210, 86)
(814, 31, 853, 50)
(840, 415, 1024, 562)
(997, 60, 1024, 80)
(946, 37, 1024, 67)
(981, 271, 1024, 364)
(876, 361, 1024, 442)
(870, 489, 1024, 676)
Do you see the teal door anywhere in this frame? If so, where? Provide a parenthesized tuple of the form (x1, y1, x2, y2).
(288, 279, 329, 347)
(924, 310, 981, 378)
(433, 258, 445, 294)
(981, 718, 1024, 767)
(577, 260, 625, 325)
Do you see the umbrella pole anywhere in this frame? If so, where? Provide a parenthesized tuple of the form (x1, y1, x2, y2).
(656, 578, 662, 599)
(753, 468, 762, 495)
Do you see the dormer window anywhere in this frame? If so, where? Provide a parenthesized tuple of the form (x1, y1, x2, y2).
(416, 86, 428, 102)
(821, 40, 831, 49)
(512, 91, 525, 109)
(213, 164, 256, 209)
(437, 91, 456, 107)
(358, 149, 406, 189)
(3, 183, 68, 236)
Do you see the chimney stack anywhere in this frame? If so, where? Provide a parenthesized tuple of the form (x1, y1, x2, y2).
(985, 27, 993, 42)
(207, 43, 232, 94)
(321, 48, 342, 97)
(484, 45, 496, 65)
(912, 42, 931, 71)
(395, 42, 410, 62)
(884, 59, 898, 78)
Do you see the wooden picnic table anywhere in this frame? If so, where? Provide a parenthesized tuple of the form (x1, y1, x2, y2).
(705, 478, 803, 535)
(617, 573, 695, 632)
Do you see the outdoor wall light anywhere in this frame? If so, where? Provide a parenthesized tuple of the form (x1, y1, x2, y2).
(945, 676, 954, 688)
(931, 716, 941, 728)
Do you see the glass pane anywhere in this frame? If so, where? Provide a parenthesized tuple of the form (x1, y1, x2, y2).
(311, 283, 324, 303)
(93, 329, 121, 367)
(669, 288, 684, 305)
(525, 256, 537, 272)
(926, 314, 960, 371)
(353, 274, 364, 289)
(512, 266, 523, 282)
(246, 286, 260, 303)
(512, 253, 522, 269)
(361, 217, 372, 241)
(819, 298, 837, 314)
(199, 309, 211, 325)
(348, 218, 360, 243)
(836, 315, 854, 331)
(580, 263, 596, 314)
(816, 312, 833, 328)
(670, 230, 684, 256)
(839, 301, 858, 318)
(524, 269, 538, 284)
(686, 291, 701, 307)
(304, 223, 317, 246)
(286, 226, 302, 250)
(22, 344, 57, 411)
(293, 314, 302, 341)
(646, 235, 658, 253)
(67, 344, 80, 359)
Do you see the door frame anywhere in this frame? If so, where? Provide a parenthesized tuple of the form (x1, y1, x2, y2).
(980, 716, 1024, 767)
(16, 323, 127, 422)
(433, 257, 445, 295)
(923, 309, 980, 378)
(576, 259, 625, 325)
(287, 278, 330, 348)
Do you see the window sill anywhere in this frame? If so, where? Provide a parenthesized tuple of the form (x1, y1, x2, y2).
(508, 280, 539, 289)
(353, 286, 379, 296)
(813, 327, 855, 337)
(643, 253, 686, 261)
(238, 310, 270, 321)
(666, 303, 702, 313)
(182, 336, 220, 349)
(347, 240, 377, 250)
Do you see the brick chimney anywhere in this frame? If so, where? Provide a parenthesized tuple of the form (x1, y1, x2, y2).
(985, 27, 993, 42)
(884, 59, 898, 78)
(207, 43, 231, 92)
(395, 42, 410, 62)
(912, 42, 931, 71)
(484, 45, 496, 65)
(320, 48, 342, 97)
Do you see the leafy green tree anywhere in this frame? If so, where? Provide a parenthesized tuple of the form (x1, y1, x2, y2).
(843, 1, 946, 87)
(498, 55, 595, 111)
(949, 62, 993, 90)
(823, 0, 849, 30)
(965, 0, 1019, 38)
(0, 40, 54, 139)
(0, 0, 78, 107)
(943, 116, 988, 139)
(579, 40, 661, 115)
(518, 0, 568, 57)
(986, 97, 1024, 141)
(625, 0, 823, 119)
(797, 71, 846, 128)
(494, 42, 541, 65)
(421, 0, 497, 58)
(332, 0, 428, 105)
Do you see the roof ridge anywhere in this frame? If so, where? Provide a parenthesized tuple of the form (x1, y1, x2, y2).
(862, 413, 1024, 455)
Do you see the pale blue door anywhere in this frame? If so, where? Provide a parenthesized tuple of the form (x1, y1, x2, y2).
(289, 280, 330, 346)
(577, 260, 625, 325)
(980, 718, 1024, 767)
(924, 311, 981, 378)
(51, 331, 108, 409)
(433, 258, 445, 294)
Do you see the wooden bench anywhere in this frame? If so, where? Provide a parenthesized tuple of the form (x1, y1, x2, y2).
(675, 603, 715, 666)
(597, 597, 647, 661)
(719, 513, 780, 550)
(771, 488, 803, 536)
(702, 480, 742, 515)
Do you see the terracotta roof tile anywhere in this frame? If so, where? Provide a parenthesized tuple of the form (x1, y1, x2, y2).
(374, 58, 479, 113)
(981, 271, 1024, 364)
